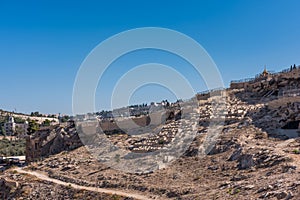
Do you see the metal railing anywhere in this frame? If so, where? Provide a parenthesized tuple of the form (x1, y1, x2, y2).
(230, 65, 300, 85)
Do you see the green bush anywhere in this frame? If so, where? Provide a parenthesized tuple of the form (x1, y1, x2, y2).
(293, 149, 300, 154)
(0, 138, 26, 156)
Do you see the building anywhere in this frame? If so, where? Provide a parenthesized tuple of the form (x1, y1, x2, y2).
(4, 116, 28, 136)
(4, 116, 16, 136)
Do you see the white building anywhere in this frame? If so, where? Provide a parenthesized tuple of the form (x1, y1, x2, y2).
(4, 116, 28, 136)
(4, 116, 15, 136)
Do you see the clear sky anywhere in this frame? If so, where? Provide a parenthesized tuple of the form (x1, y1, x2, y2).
(0, 0, 299, 115)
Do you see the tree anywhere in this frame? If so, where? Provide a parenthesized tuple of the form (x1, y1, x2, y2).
(27, 120, 39, 134)
(0, 125, 6, 136)
(15, 126, 24, 139)
(47, 114, 56, 118)
(60, 115, 70, 123)
(14, 117, 25, 123)
(42, 119, 51, 126)
(30, 111, 43, 117)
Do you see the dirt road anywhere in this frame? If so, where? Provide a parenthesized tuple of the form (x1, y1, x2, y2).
(15, 168, 152, 200)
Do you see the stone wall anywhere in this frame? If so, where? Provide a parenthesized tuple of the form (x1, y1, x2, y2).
(230, 82, 246, 90)
(26, 124, 82, 162)
(99, 115, 151, 132)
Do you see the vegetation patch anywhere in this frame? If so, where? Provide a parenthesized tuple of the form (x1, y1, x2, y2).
(0, 138, 25, 156)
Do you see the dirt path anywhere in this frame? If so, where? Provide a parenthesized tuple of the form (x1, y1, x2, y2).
(14, 168, 152, 200)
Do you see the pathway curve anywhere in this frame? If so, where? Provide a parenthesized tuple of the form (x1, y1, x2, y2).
(14, 168, 152, 200)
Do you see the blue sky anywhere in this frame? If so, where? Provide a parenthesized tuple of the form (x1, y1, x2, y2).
(0, 0, 299, 115)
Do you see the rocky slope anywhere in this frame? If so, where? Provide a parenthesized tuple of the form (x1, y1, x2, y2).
(0, 170, 133, 199)
(17, 122, 299, 199)
(2, 86, 300, 199)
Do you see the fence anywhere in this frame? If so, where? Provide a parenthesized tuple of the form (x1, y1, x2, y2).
(231, 65, 300, 85)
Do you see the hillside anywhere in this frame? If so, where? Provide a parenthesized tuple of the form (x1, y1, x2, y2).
(1, 67, 300, 199)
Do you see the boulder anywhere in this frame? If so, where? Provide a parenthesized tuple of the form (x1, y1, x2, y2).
(228, 148, 242, 161)
(237, 154, 255, 170)
(0, 178, 11, 199)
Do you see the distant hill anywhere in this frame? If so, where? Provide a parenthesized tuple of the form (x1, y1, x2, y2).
(0, 109, 59, 124)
